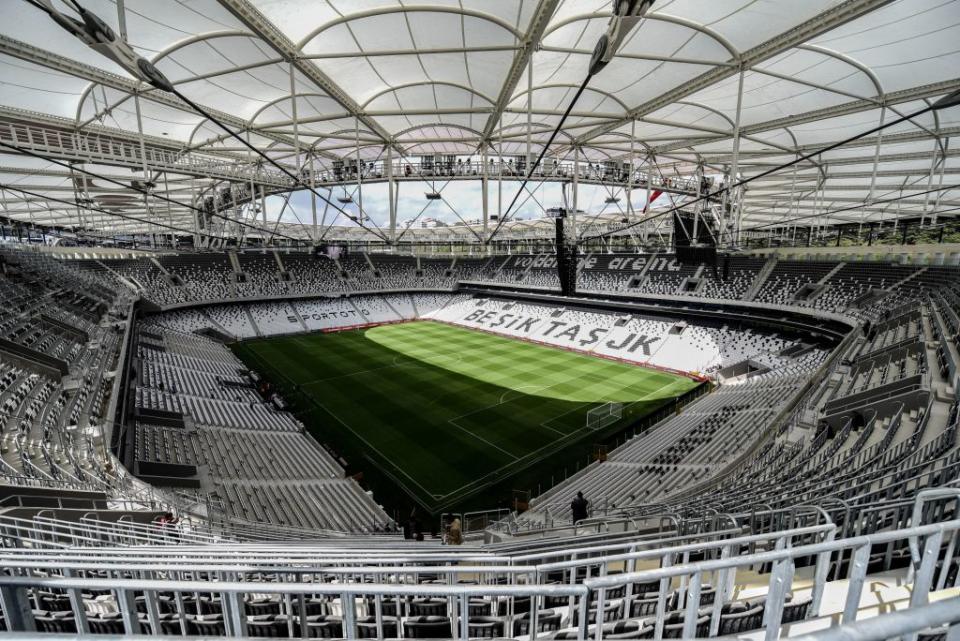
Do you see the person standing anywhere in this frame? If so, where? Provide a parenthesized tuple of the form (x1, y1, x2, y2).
(446, 518, 463, 545)
(571, 491, 589, 523)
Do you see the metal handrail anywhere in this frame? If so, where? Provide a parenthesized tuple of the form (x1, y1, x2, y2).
(791, 596, 960, 641)
(583, 517, 960, 641)
(0, 519, 956, 640)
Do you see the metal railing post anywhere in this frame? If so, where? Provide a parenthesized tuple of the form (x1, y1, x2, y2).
(0, 584, 35, 631)
(841, 543, 872, 624)
(342, 590, 356, 640)
(912, 529, 945, 609)
(682, 570, 702, 639)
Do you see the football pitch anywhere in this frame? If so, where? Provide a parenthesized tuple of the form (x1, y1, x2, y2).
(232, 321, 699, 511)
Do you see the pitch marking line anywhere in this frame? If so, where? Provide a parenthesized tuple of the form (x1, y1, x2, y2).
(539, 375, 691, 435)
(499, 384, 547, 404)
(450, 379, 569, 424)
(310, 398, 442, 499)
(446, 416, 520, 461)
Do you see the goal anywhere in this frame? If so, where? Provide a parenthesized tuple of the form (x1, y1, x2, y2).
(586, 402, 623, 430)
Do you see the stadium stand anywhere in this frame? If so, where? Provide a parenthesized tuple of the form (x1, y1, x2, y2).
(236, 252, 287, 298)
(3, 2, 960, 637)
(1, 247, 959, 640)
(282, 253, 346, 296)
(131, 322, 390, 531)
(430, 296, 818, 377)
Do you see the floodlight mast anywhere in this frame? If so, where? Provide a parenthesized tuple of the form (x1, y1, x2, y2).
(578, 87, 960, 248)
(30, 0, 390, 244)
(589, 0, 657, 75)
(29, 0, 174, 91)
(486, 0, 655, 244)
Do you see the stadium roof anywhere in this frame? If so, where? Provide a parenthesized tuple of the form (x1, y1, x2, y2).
(0, 0, 958, 243)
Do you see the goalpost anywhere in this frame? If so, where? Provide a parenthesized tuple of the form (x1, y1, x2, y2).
(586, 402, 623, 430)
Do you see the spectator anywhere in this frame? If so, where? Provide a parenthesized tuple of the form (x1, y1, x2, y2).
(155, 511, 180, 542)
(447, 518, 463, 545)
(571, 491, 589, 523)
(403, 509, 420, 540)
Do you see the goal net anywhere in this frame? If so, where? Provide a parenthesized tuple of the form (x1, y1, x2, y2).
(586, 402, 623, 430)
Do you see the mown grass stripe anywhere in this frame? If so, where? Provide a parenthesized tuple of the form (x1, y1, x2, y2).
(232, 321, 697, 504)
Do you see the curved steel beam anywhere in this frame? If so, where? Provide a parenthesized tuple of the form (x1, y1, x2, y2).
(296, 5, 523, 50)
(509, 83, 631, 112)
(361, 81, 496, 109)
(542, 11, 740, 61)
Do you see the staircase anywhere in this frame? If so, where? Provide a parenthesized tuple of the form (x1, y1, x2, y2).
(244, 306, 263, 338)
(382, 297, 405, 321)
(332, 257, 350, 289)
(200, 309, 231, 337)
(228, 252, 242, 274)
(817, 261, 846, 285)
(576, 252, 593, 277)
(679, 264, 707, 295)
(273, 250, 286, 273)
(347, 298, 371, 324)
(149, 257, 169, 276)
(150, 257, 179, 288)
(411, 294, 421, 318)
(851, 266, 927, 309)
(629, 256, 658, 290)
(889, 266, 928, 291)
(744, 256, 778, 301)
(287, 301, 308, 332)
(96, 260, 139, 292)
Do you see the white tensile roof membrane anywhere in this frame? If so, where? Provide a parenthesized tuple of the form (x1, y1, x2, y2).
(0, 0, 957, 242)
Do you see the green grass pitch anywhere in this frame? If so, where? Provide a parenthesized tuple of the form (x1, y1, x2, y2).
(232, 321, 698, 511)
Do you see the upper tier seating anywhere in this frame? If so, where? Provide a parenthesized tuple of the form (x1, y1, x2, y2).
(236, 252, 287, 298)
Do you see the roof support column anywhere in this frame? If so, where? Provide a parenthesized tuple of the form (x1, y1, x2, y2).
(68, 164, 88, 234)
(387, 145, 396, 243)
(815, 165, 825, 243)
(921, 139, 940, 225)
(931, 138, 949, 225)
(481, 144, 489, 237)
(355, 117, 364, 227)
(866, 105, 886, 206)
(191, 177, 201, 248)
(260, 186, 267, 242)
(729, 68, 745, 247)
(627, 119, 636, 220)
(788, 158, 799, 245)
(309, 153, 318, 244)
(643, 154, 651, 244)
(526, 53, 533, 176)
(124, 0, 167, 246)
(248, 135, 258, 244)
(132, 93, 161, 244)
(163, 172, 175, 248)
(572, 146, 580, 236)
(497, 122, 503, 237)
(288, 60, 303, 245)
(692, 162, 702, 242)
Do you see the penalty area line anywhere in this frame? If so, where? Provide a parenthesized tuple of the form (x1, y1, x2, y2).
(446, 416, 520, 461)
(311, 398, 442, 499)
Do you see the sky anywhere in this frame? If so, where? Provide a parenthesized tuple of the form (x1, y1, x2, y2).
(262, 180, 661, 230)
